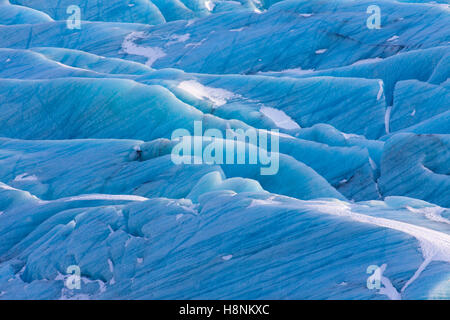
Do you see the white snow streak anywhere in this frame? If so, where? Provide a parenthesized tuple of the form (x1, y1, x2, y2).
(248, 196, 283, 208)
(377, 80, 384, 101)
(13, 173, 38, 182)
(257, 67, 315, 76)
(178, 80, 236, 106)
(387, 35, 399, 42)
(350, 58, 383, 66)
(205, 0, 215, 11)
(384, 106, 392, 134)
(307, 200, 450, 299)
(63, 194, 149, 202)
(121, 32, 166, 67)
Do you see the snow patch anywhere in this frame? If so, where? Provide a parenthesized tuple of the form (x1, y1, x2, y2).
(257, 67, 315, 76)
(230, 27, 245, 32)
(178, 80, 236, 106)
(260, 106, 301, 130)
(350, 58, 383, 66)
(121, 32, 166, 67)
(185, 39, 206, 48)
(108, 259, 114, 273)
(406, 206, 450, 225)
(205, 0, 215, 11)
(387, 35, 399, 42)
(13, 173, 38, 182)
(167, 34, 190, 46)
(186, 19, 196, 27)
(341, 132, 362, 140)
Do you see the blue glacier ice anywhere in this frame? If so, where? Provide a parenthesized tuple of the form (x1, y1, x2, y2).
(0, 0, 449, 300)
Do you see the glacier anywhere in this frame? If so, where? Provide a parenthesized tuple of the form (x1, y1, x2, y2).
(0, 0, 449, 300)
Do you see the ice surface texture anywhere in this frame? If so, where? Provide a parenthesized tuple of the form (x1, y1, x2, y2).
(0, 0, 449, 299)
